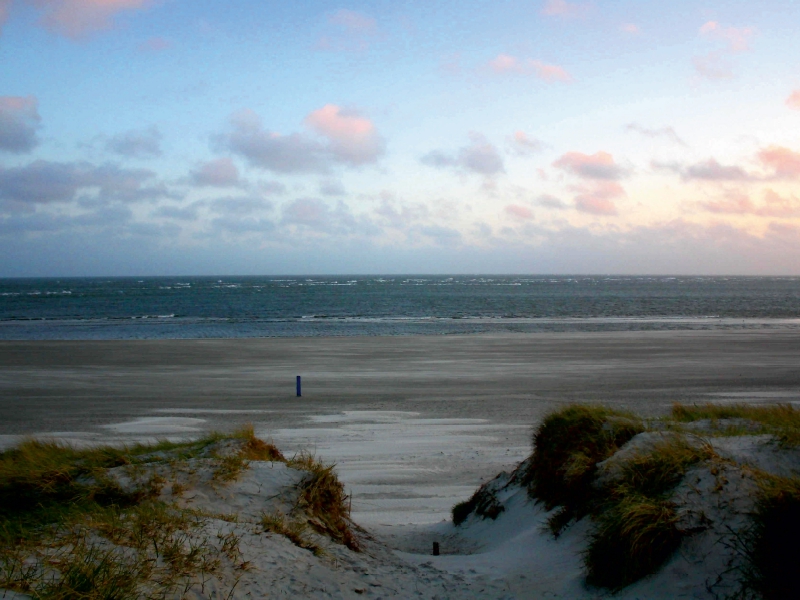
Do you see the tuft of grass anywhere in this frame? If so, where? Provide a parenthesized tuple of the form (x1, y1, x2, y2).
(38, 539, 145, 600)
(584, 436, 714, 589)
(736, 474, 800, 600)
(261, 511, 322, 556)
(210, 425, 285, 484)
(585, 494, 682, 589)
(452, 487, 504, 526)
(451, 498, 476, 526)
(240, 436, 284, 462)
(672, 403, 800, 446)
(525, 405, 643, 530)
(611, 437, 715, 498)
(211, 453, 249, 484)
(289, 452, 359, 552)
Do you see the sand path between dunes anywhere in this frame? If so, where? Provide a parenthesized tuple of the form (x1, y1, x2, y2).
(2, 330, 800, 530)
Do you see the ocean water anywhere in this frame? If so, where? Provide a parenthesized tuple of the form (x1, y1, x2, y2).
(1, 275, 800, 339)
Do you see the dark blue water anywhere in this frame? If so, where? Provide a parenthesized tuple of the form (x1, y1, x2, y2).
(2, 275, 800, 339)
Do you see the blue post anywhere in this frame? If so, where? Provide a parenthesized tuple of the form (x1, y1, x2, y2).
(296, 375, 301, 397)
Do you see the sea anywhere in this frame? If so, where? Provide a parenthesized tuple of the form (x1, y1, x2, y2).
(1, 275, 800, 340)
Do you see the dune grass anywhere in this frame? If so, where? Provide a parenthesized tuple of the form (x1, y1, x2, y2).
(520, 405, 715, 589)
(524, 405, 644, 534)
(209, 425, 284, 484)
(585, 494, 682, 589)
(0, 431, 256, 598)
(452, 484, 505, 526)
(0, 426, 356, 598)
(585, 437, 715, 589)
(289, 452, 359, 552)
(611, 436, 716, 498)
(672, 402, 800, 445)
(450, 402, 800, 592)
(260, 511, 322, 556)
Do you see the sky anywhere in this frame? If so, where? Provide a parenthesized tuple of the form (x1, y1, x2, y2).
(1, 0, 800, 276)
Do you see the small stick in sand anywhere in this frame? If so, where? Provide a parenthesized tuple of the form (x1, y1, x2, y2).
(433, 542, 440, 556)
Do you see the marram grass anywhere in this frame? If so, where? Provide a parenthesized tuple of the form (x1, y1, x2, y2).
(672, 402, 800, 446)
(524, 405, 644, 533)
(0, 426, 356, 599)
(522, 405, 716, 589)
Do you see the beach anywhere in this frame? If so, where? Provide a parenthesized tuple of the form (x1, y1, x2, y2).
(3, 330, 800, 598)
(2, 330, 800, 528)
(3, 330, 800, 431)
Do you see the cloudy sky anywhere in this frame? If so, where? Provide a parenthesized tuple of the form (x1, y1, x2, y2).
(1, 0, 799, 276)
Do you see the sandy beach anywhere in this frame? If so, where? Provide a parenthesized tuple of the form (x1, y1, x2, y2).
(2, 330, 800, 527)
(4, 330, 800, 431)
(2, 330, 800, 598)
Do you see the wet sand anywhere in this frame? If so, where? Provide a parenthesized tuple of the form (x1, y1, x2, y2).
(2, 330, 800, 435)
(2, 330, 800, 525)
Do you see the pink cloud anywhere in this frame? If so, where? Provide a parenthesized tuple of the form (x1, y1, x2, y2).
(138, 36, 170, 52)
(758, 146, 800, 178)
(678, 158, 751, 181)
(327, 9, 376, 33)
(219, 106, 383, 173)
(625, 123, 686, 146)
(0, 0, 11, 32)
(282, 197, 333, 228)
(749, 190, 800, 218)
(0, 95, 41, 153)
(541, 0, 590, 19)
(30, 0, 157, 39)
(693, 50, 733, 80)
(531, 60, 571, 82)
(505, 204, 534, 220)
(317, 9, 378, 52)
(699, 21, 754, 52)
(700, 192, 755, 215)
(700, 189, 800, 218)
(620, 23, 640, 35)
(553, 151, 625, 180)
(487, 54, 571, 82)
(191, 158, 240, 188)
(304, 104, 385, 166)
(787, 90, 800, 110)
(573, 181, 624, 215)
(306, 105, 375, 140)
(693, 21, 755, 81)
(509, 131, 544, 156)
(488, 54, 520, 73)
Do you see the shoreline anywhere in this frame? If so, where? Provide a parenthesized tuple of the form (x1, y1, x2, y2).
(3, 315, 800, 341)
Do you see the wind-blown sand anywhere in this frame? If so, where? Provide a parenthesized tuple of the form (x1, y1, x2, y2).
(2, 331, 800, 597)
